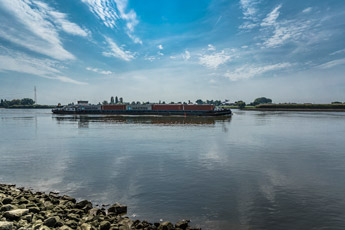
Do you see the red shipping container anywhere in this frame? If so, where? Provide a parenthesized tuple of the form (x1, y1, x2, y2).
(183, 105, 215, 111)
(152, 104, 183, 111)
(102, 105, 127, 110)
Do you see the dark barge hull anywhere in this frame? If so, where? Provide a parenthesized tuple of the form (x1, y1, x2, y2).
(52, 109, 232, 117)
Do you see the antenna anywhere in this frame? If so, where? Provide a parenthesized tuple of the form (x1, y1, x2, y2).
(34, 86, 37, 104)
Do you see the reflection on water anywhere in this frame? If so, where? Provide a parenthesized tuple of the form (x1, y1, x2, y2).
(53, 114, 232, 126)
(1, 109, 345, 230)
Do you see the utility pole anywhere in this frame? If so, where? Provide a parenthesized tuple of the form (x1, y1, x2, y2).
(34, 86, 37, 104)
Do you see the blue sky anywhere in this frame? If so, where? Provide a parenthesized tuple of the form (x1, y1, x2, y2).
(0, 0, 345, 104)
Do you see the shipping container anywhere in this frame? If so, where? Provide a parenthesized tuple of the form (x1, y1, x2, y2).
(126, 104, 152, 110)
(102, 105, 127, 110)
(183, 105, 215, 111)
(152, 104, 184, 111)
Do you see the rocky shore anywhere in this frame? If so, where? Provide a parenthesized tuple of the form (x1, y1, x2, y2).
(0, 184, 200, 230)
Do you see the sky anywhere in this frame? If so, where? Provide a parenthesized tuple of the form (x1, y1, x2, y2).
(0, 0, 345, 105)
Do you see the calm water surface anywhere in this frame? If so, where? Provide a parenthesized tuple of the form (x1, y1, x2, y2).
(1, 108, 345, 229)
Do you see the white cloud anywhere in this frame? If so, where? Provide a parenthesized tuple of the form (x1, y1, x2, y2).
(330, 49, 345, 56)
(86, 67, 112, 75)
(240, 0, 259, 20)
(199, 50, 230, 69)
(182, 50, 191, 60)
(302, 7, 312, 13)
(157, 51, 164, 56)
(0, 0, 85, 60)
(82, 0, 141, 44)
(0, 47, 86, 85)
(158, 44, 164, 50)
(144, 56, 156, 62)
(317, 58, 345, 69)
(102, 36, 135, 61)
(261, 4, 282, 27)
(241, 45, 248, 49)
(239, 0, 259, 30)
(81, 0, 119, 28)
(33, 1, 90, 37)
(224, 62, 292, 81)
(208, 44, 216, 51)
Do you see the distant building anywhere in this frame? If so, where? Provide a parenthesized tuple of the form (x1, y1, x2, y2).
(77, 100, 88, 105)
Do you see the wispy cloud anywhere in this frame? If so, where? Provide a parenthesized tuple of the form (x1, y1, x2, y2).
(239, 0, 260, 29)
(208, 44, 216, 51)
(0, 0, 87, 60)
(259, 5, 313, 48)
(86, 67, 112, 75)
(182, 50, 191, 60)
(302, 7, 312, 13)
(158, 44, 164, 50)
(102, 36, 135, 61)
(81, 0, 119, 28)
(199, 50, 231, 69)
(82, 0, 141, 44)
(330, 48, 345, 56)
(317, 58, 345, 69)
(33, 1, 90, 37)
(0, 47, 86, 85)
(260, 4, 281, 27)
(224, 62, 292, 81)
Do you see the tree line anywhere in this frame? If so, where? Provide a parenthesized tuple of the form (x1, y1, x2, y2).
(0, 98, 35, 108)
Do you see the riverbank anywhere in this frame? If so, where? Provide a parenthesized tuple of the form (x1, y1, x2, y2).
(0, 184, 199, 230)
(241, 104, 345, 112)
(0, 105, 55, 109)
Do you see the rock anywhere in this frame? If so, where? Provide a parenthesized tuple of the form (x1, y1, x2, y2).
(22, 214, 33, 222)
(61, 195, 76, 203)
(29, 207, 41, 214)
(59, 225, 73, 230)
(175, 220, 189, 230)
(75, 200, 92, 210)
(0, 204, 15, 212)
(39, 226, 51, 230)
(1, 198, 12, 205)
(100, 221, 111, 230)
(158, 222, 173, 230)
(43, 216, 58, 227)
(65, 220, 78, 229)
(80, 223, 96, 230)
(0, 221, 13, 230)
(3, 209, 29, 221)
(108, 203, 127, 215)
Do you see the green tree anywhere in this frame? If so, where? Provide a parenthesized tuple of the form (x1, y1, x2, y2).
(21, 98, 35, 105)
(110, 96, 114, 104)
(115, 96, 119, 104)
(236, 101, 246, 109)
(102, 100, 108, 105)
(252, 97, 272, 106)
(195, 99, 204, 105)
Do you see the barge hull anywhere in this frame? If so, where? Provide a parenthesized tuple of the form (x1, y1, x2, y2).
(52, 110, 232, 117)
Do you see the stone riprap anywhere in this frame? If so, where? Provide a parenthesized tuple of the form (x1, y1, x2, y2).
(0, 184, 200, 230)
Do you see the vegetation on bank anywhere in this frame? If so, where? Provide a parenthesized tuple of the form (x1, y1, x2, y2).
(0, 98, 54, 109)
(254, 103, 345, 110)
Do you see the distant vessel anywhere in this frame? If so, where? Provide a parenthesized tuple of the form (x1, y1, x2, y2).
(52, 101, 232, 117)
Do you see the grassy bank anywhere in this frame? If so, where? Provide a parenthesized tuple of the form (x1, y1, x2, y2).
(2, 105, 55, 109)
(243, 104, 345, 111)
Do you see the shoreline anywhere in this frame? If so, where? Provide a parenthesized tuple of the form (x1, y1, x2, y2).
(0, 184, 200, 230)
(241, 108, 345, 112)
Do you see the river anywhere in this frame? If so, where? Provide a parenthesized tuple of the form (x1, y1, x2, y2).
(1, 108, 345, 229)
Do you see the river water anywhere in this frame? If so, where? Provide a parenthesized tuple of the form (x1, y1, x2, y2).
(1, 108, 345, 229)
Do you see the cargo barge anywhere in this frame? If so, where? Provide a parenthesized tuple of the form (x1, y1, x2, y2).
(52, 101, 232, 117)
